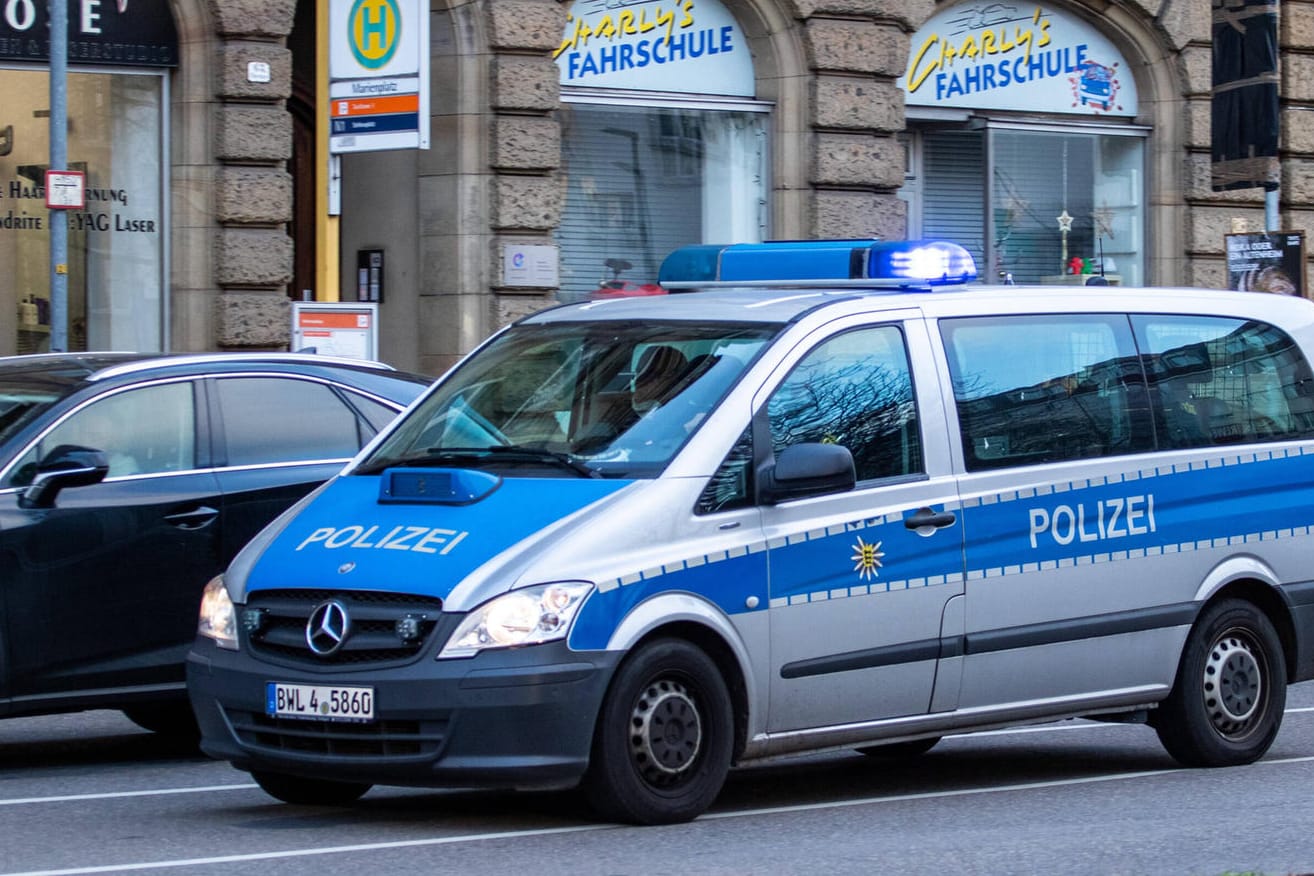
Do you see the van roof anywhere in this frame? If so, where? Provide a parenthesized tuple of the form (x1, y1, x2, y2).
(522, 283, 1314, 327)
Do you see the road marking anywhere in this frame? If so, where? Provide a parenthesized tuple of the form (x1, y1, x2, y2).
(0, 784, 257, 807)
(4, 706, 1314, 809)
(7, 755, 1314, 876)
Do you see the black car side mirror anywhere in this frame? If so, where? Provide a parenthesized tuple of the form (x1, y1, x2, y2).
(758, 442, 856, 505)
(19, 445, 110, 509)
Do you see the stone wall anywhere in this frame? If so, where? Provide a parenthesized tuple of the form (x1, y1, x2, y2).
(209, 0, 295, 348)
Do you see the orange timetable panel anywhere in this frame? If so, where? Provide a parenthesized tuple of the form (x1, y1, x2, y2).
(298, 312, 371, 329)
(332, 94, 421, 117)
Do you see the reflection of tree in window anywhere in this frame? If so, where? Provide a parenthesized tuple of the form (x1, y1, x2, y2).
(767, 329, 922, 482)
(697, 427, 754, 514)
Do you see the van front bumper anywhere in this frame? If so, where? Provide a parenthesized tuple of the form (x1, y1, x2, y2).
(186, 639, 621, 791)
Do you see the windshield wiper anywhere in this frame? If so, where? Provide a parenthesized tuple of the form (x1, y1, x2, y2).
(474, 445, 602, 478)
(357, 446, 600, 478)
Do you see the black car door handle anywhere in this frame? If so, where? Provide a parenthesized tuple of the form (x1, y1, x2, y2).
(905, 507, 956, 530)
(163, 505, 219, 530)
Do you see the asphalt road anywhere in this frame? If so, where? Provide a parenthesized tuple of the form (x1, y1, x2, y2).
(4, 685, 1314, 876)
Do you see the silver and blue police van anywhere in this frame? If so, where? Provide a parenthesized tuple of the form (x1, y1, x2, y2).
(187, 240, 1314, 824)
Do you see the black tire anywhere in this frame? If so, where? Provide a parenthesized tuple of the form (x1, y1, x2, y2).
(122, 702, 200, 742)
(856, 736, 941, 758)
(251, 770, 372, 806)
(583, 638, 733, 825)
(1153, 599, 1286, 767)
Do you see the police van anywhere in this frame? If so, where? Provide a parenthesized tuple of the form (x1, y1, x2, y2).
(187, 240, 1314, 824)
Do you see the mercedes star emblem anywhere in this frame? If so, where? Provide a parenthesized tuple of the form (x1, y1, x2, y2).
(305, 600, 351, 656)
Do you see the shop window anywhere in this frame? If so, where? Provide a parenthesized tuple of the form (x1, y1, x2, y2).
(555, 101, 768, 302)
(0, 67, 165, 356)
(912, 126, 1145, 287)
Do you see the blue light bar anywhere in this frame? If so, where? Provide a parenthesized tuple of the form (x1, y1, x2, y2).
(657, 239, 977, 289)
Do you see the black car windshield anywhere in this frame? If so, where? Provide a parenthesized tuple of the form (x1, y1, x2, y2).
(0, 377, 73, 448)
(359, 320, 780, 478)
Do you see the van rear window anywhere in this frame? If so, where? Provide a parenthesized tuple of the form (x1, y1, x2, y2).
(942, 313, 1314, 471)
(1133, 316, 1314, 448)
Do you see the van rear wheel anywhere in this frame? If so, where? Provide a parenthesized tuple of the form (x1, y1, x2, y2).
(1153, 599, 1286, 767)
(251, 770, 372, 806)
(583, 638, 733, 825)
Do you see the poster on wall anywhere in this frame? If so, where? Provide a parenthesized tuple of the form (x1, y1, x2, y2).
(555, 0, 754, 95)
(900, 3, 1138, 117)
(1225, 232, 1307, 299)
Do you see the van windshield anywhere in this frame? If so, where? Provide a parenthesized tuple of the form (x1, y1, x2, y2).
(359, 320, 780, 478)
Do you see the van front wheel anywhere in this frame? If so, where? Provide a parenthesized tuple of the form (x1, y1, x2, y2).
(1153, 599, 1286, 767)
(584, 639, 733, 825)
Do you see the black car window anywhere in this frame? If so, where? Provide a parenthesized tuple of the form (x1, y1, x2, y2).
(766, 325, 923, 483)
(6, 381, 196, 485)
(216, 376, 363, 467)
(343, 390, 405, 435)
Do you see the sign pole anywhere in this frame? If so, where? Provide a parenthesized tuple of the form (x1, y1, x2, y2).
(48, 0, 69, 352)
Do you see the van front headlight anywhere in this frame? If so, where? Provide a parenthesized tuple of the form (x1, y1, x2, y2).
(439, 582, 593, 658)
(198, 575, 239, 650)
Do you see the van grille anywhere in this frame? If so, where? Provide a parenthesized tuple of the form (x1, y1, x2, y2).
(226, 709, 447, 758)
(243, 589, 444, 666)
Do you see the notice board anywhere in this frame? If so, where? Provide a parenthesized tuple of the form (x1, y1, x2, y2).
(1225, 231, 1307, 298)
(292, 302, 379, 361)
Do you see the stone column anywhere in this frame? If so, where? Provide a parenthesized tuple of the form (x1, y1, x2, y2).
(793, 0, 930, 240)
(210, 0, 296, 349)
(487, 0, 567, 329)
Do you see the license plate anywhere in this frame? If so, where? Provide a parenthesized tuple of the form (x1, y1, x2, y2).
(266, 682, 375, 722)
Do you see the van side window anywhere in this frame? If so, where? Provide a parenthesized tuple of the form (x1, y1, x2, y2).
(766, 326, 922, 482)
(942, 314, 1152, 470)
(1133, 316, 1314, 447)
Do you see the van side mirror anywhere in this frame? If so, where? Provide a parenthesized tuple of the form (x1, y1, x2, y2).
(20, 445, 110, 509)
(758, 442, 856, 505)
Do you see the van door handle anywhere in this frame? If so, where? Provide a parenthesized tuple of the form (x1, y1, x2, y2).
(905, 507, 956, 531)
(164, 505, 219, 530)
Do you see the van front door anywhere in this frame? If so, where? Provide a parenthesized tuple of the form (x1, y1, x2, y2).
(759, 318, 966, 733)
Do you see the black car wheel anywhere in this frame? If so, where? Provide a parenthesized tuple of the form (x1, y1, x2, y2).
(583, 638, 733, 825)
(122, 702, 200, 742)
(1153, 599, 1286, 767)
(251, 770, 372, 806)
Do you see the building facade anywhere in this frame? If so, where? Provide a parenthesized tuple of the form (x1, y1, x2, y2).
(3, 0, 1313, 373)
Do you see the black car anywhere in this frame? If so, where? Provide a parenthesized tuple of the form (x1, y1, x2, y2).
(0, 353, 430, 735)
